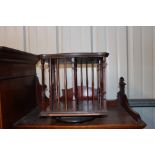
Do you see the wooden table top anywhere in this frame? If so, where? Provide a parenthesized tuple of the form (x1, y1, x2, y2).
(14, 100, 146, 129)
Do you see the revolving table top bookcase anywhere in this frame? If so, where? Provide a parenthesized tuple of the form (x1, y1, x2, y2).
(39, 52, 109, 122)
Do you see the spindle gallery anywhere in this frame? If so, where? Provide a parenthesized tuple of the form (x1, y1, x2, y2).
(0, 47, 146, 128)
(39, 53, 109, 122)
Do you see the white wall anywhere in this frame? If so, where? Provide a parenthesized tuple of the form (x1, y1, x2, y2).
(0, 26, 24, 50)
(25, 26, 57, 54)
(0, 26, 155, 100)
(128, 26, 155, 99)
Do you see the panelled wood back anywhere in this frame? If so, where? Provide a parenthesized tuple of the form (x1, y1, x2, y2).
(0, 46, 38, 128)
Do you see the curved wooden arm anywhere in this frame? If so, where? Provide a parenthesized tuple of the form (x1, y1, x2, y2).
(117, 77, 146, 127)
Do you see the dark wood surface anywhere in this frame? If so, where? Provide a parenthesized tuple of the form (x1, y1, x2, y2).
(40, 52, 109, 60)
(14, 100, 146, 129)
(0, 46, 39, 128)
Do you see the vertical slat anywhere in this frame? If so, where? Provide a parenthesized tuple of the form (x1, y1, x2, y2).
(72, 58, 76, 111)
(97, 60, 100, 104)
(86, 60, 89, 100)
(91, 59, 94, 101)
(80, 59, 83, 99)
(56, 59, 60, 110)
(54, 59, 57, 111)
(74, 58, 78, 106)
(41, 58, 45, 111)
(64, 58, 68, 111)
(52, 61, 56, 111)
(72, 58, 75, 101)
(51, 61, 55, 111)
(86, 60, 89, 111)
(103, 59, 107, 111)
(100, 59, 103, 109)
(49, 59, 52, 110)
